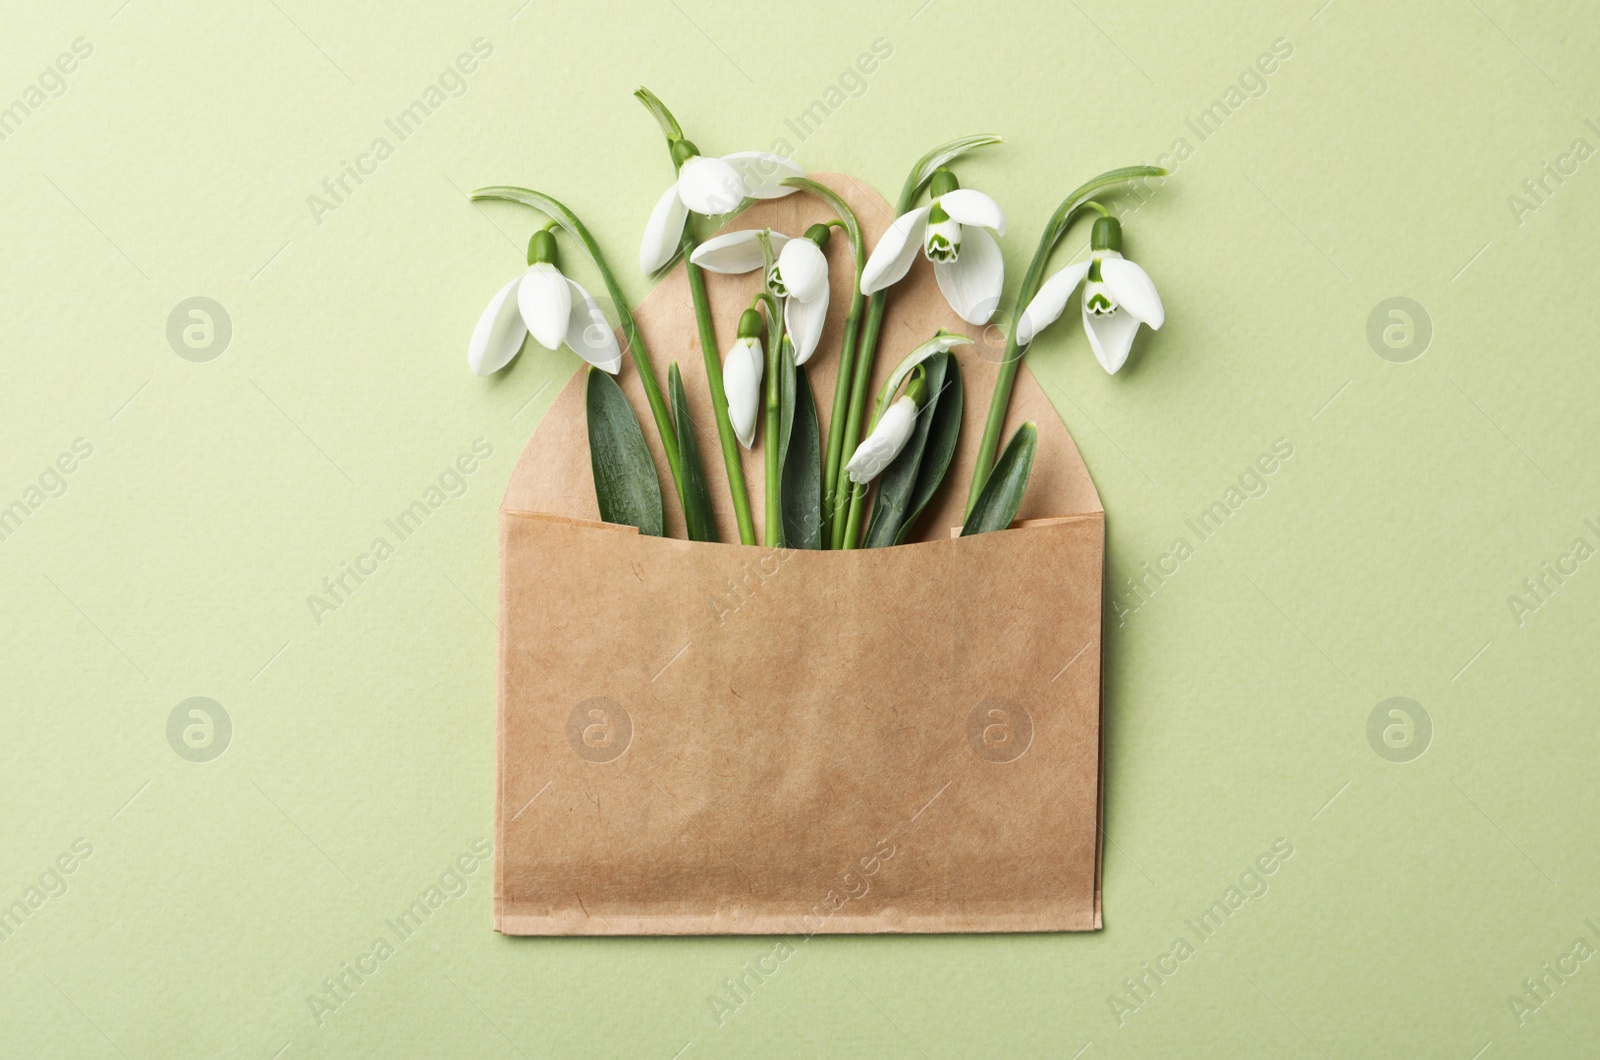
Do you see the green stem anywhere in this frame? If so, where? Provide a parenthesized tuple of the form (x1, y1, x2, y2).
(835, 292, 886, 549)
(686, 242, 757, 545)
(763, 307, 782, 547)
(962, 164, 1167, 519)
(470, 185, 687, 507)
(753, 243, 785, 548)
(635, 88, 756, 544)
(823, 303, 863, 543)
(780, 176, 864, 549)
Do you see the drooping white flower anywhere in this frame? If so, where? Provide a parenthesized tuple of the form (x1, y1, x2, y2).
(845, 396, 918, 484)
(1016, 214, 1163, 375)
(843, 330, 973, 484)
(690, 225, 833, 365)
(722, 308, 765, 449)
(468, 228, 622, 376)
(640, 140, 805, 274)
(859, 167, 1006, 325)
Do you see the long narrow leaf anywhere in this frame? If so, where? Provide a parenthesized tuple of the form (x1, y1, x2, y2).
(782, 365, 823, 549)
(587, 369, 664, 536)
(895, 358, 963, 544)
(669, 363, 717, 542)
(863, 351, 952, 548)
(960, 422, 1037, 537)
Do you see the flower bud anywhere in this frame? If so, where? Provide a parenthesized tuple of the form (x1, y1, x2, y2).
(845, 396, 919, 485)
(736, 307, 763, 340)
(723, 325, 764, 449)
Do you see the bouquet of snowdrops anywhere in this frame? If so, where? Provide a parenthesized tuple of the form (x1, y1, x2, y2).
(468, 90, 1166, 548)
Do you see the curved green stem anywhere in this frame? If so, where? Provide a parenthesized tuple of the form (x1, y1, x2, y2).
(780, 176, 864, 547)
(962, 164, 1167, 518)
(634, 87, 756, 543)
(471, 185, 687, 509)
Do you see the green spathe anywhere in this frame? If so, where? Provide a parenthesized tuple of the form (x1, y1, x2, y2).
(586, 369, 664, 536)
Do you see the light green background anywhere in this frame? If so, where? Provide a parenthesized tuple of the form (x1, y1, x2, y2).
(4, 0, 1597, 1055)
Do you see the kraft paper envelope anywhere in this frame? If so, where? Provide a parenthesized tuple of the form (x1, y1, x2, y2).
(496, 173, 1106, 934)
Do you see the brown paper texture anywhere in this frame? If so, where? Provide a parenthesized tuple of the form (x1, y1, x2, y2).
(496, 174, 1106, 934)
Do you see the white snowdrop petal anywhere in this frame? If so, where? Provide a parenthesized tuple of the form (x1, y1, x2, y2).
(1083, 300, 1143, 374)
(1016, 260, 1091, 346)
(1098, 256, 1164, 329)
(933, 225, 1004, 325)
(722, 152, 805, 198)
(937, 188, 1006, 235)
(563, 278, 622, 374)
(517, 263, 572, 351)
(845, 398, 918, 484)
(641, 182, 689, 274)
(467, 275, 528, 376)
(678, 155, 747, 215)
(777, 238, 829, 303)
(785, 285, 830, 366)
(722, 337, 764, 449)
(860, 206, 932, 295)
(690, 229, 789, 274)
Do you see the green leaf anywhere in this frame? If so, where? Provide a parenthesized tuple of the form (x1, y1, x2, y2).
(863, 351, 952, 548)
(895, 357, 964, 545)
(901, 134, 1003, 207)
(669, 362, 717, 542)
(960, 422, 1037, 537)
(781, 364, 823, 549)
(587, 369, 664, 537)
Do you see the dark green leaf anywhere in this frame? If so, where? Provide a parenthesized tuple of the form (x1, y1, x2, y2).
(781, 364, 823, 549)
(960, 422, 1037, 537)
(587, 369, 664, 536)
(669, 362, 718, 542)
(895, 357, 963, 544)
(863, 352, 952, 548)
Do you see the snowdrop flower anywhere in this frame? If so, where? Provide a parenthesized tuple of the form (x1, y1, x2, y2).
(468, 228, 622, 377)
(640, 139, 805, 274)
(1017, 214, 1163, 374)
(690, 224, 832, 364)
(846, 373, 926, 485)
(860, 167, 1006, 325)
(722, 308, 765, 449)
(844, 331, 972, 484)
